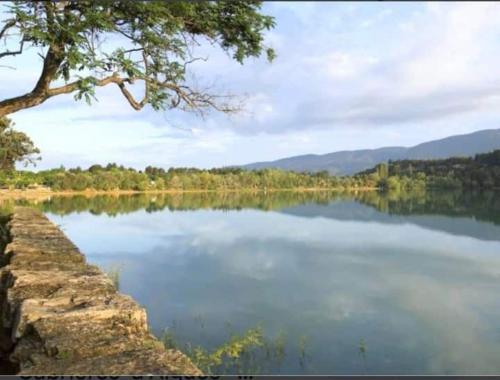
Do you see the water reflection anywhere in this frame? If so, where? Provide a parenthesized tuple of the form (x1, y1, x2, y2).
(2, 189, 500, 223)
(2, 190, 500, 374)
(5, 190, 500, 242)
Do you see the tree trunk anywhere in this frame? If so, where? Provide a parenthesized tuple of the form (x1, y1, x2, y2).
(0, 45, 64, 117)
(0, 92, 51, 117)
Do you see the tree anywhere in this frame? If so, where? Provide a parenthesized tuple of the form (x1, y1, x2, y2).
(0, 116, 40, 170)
(0, 1, 275, 117)
(376, 162, 389, 179)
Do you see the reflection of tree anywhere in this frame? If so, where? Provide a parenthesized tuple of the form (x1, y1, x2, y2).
(2, 189, 500, 226)
(358, 338, 367, 373)
(357, 190, 500, 225)
(18, 191, 354, 217)
(298, 334, 311, 371)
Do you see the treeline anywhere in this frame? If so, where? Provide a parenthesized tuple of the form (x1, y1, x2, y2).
(0, 163, 376, 191)
(2, 150, 499, 192)
(360, 149, 500, 191)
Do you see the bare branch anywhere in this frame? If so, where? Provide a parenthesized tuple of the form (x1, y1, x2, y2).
(116, 81, 147, 110)
(0, 19, 24, 60)
(0, 19, 15, 41)
(0, 39, 24, 60)
(142, 50, 150, 104)
(183, 56, 208, 71)
(115, 28, 140, 44)
(123, 47, 145, 54)
(153, 79, 240, 116)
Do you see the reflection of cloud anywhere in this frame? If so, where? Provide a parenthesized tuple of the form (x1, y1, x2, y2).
(47, 202, 500, 373)
(391, 274, 500, 374)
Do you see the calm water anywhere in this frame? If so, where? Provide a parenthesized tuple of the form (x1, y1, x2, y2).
(18, 191, 500, 374)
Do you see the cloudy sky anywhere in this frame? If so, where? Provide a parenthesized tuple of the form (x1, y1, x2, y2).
(3, 2, 500, 170)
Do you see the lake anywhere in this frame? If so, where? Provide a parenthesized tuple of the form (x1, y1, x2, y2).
(13, 190, 500, 374)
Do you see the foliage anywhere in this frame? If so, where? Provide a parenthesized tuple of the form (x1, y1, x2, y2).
(0, 163, 377, 191)
(1, 150, 498, 194)
(104, 264, 122, 290)
(186, 327, 265, 374)
(359, 150, 500, 191)
(161, 323, 292, 375)
(0, 116, 40, 171)
(0, 1, 275, 116)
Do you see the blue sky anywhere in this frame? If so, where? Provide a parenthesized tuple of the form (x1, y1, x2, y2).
(2, 2, 500, 170)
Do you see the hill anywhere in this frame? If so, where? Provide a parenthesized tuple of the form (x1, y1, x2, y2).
(242, 128, 500, 175)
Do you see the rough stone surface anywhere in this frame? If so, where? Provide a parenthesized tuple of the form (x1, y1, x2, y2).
(0, 207, 201, 375)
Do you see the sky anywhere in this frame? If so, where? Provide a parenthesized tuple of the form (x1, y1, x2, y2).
(2, 2, 500, 170)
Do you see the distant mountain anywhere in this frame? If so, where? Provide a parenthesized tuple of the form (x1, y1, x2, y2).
(242, 128, 500, 175)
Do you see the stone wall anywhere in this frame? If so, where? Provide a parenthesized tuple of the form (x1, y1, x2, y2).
(0, 207, 201, 375)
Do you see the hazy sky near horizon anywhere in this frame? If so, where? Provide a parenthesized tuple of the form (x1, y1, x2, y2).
(3, 2, 500, 170)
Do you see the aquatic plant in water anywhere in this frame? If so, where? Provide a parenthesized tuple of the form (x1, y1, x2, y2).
(160, 321, 302, 375)
(104, 265, 122, 291)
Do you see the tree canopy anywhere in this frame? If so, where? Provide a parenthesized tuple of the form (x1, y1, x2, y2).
(0, 116, 40, 170)
(0, 1, 275, 117)
(359, 150, 500, 191)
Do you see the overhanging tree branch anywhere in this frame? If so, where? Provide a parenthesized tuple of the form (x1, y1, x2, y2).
(1, 70, 235, 116)
(0, 1, 276, 117)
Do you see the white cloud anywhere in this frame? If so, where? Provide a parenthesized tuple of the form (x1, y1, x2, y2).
(360, 8, 393, 28)
(401, 2, 500, 95)
(4, 2, 500, 169)
(323, 52, 379, 80)
(234, 93, 276, 125)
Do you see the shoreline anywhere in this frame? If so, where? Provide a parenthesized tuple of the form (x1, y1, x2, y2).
(0, 207, 201, 374)
(0, 187, 379, 200)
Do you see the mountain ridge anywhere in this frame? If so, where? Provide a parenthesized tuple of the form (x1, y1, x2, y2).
(242, 128, 500, 175)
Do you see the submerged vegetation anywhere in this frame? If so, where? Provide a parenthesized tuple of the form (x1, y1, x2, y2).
(165, 326, 267, 374)
(160, 321, 306, 375)
(104, 265, 122, 291)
